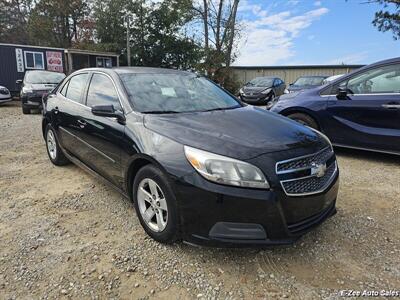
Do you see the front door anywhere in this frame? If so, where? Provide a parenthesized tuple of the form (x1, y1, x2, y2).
(326, 62, 400, 153)
(78, 72, 125, 187)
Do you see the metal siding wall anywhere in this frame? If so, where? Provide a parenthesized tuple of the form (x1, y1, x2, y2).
(0, 45, 18, 92)
(0, 44, 66, 92)
(232, 67, 359, 85)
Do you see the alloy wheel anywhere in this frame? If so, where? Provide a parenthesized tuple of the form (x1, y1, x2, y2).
(47, 130, 57, 160)
(137, 178, 168, 232)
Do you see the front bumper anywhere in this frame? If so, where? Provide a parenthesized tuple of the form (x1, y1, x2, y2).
(174, 169, 339, 247)
(0, 96, 12, 103)
(21, 93, 46, 108)
(240, 94, 270, 105)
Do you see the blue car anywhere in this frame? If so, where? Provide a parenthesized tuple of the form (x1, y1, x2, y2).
(270, 57, 400, 155)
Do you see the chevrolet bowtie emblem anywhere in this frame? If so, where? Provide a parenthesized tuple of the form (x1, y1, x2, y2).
(311, 162, 327, 178)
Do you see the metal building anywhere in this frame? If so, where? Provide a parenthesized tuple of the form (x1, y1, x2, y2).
(231, 65, 364, 85)
(0, 43, 120, 94)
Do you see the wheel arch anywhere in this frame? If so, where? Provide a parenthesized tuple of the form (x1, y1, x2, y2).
(279, 107, 322, 131)
(124, 153, 171, 201)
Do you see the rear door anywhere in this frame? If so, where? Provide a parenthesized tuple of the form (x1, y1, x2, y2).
(326, 63, 400, 152)
(55, 73, 90, 160)
(77, 72, 125, 187)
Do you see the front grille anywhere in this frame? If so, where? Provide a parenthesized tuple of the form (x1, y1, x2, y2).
(281, 162, 337, 196)
(276, 146, 333, 173)
(276, 147, 338, 196)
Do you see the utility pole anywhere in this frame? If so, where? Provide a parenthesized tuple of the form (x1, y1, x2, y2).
(126, 15, 131, 67)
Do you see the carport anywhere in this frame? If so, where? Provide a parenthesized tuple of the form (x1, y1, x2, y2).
(64, 49, 120, 73)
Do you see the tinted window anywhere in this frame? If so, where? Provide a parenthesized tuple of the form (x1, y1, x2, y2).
(65, 74, 88, 103)
(347, 64, 400, 94)
(120, 73, 241, 113)
(86, 74, 121, 110)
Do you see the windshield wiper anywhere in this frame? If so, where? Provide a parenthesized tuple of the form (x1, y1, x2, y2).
(202, 105, 240, 112)
(142, 110, 180, 114)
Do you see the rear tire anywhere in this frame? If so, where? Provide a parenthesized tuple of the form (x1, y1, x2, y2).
(287, 113, 319, 130)
(22, 106, 31, 114)
(133, 164, 180, 244)
(45, 124, 70, 166)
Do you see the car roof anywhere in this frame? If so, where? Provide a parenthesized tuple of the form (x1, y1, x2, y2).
(73, 67, 196, 76)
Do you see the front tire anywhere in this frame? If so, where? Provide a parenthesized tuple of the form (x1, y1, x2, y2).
(133, 164, 180, 244)
(45, 124, 70, 166)
(287, 113, 319, 130)
(22, 106, 31, 114)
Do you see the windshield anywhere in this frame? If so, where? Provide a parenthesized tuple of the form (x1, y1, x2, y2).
(120, 73, 241, 113)
(247, 77, 274, 87)
(25, 71, 65, 84)
(293, 76, 325, 86)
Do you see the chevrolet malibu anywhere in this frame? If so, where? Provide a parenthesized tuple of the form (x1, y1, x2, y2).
(42, 67, 339, 246)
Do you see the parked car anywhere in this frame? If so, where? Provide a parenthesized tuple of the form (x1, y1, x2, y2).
(42, 67, 339, 247)
(0, 86, 12, 104)
(18, 70, 65, 114)
(238, 76, 286, 105)
(322, 74, 345, 85)
(288, 75, 328, 93)
(270, 57, 400, 155)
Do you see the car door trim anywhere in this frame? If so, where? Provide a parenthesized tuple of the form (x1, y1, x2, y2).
(59, 126, 116, 164)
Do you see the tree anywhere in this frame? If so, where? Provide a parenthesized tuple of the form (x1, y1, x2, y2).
(26, 0, 90, 48)
(0, 0, 34, 44)
(191, 0, 241, 91)
(368, 0, 400, 39)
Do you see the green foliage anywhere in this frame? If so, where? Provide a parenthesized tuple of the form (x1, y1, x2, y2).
(371, 0, 400, 40)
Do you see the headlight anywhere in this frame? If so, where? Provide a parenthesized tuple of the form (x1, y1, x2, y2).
(261, 88, 272, 94)
(22, 86, 33, 94)
(239, 88, 244, 94)
(184, 146, 270, 189)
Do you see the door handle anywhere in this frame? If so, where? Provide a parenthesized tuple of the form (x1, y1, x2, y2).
(77, 120, 87, 128)
(382, 103, 400, 109)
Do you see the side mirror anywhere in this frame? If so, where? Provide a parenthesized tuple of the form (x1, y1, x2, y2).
(336, 88, 348, 100)
(16, 79, 23, 85)
(91, 104, 126, 124)
(289, 83, 293, 86)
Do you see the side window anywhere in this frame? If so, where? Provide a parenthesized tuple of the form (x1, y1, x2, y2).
(65, 73, 89, 103)
(347, 64, 400, 94)
(86, 74, 121, 110)
(60, 80, 69, 96)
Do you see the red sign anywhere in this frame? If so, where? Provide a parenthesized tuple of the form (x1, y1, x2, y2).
(46, 51, 63, 72)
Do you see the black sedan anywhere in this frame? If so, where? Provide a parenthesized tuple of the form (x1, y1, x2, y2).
(239, 76, 286, 105)
(42, 67, 339, 247)
(18, 70, 65, 114)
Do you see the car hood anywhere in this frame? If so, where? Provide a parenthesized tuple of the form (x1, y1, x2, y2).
(143, 106, 324, 160)
(242, 86, 271, 94)
(28, 83, 59, 91)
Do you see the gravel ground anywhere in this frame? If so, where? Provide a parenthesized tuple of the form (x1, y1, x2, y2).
(1, 101, 399, 299)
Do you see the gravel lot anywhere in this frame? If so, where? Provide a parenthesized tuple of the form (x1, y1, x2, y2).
(1, 101, 399, 299)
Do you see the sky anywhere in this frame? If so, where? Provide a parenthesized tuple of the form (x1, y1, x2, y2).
(234, 0, 400, 66)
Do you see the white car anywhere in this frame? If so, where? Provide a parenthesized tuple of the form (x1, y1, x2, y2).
(0, 86, 12, 103)
(322, 74, 345, 85)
